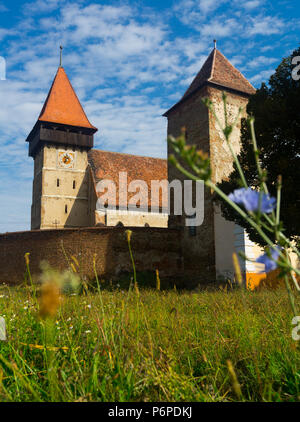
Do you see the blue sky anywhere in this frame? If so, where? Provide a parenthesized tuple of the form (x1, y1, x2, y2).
(0, 0, 299, 233)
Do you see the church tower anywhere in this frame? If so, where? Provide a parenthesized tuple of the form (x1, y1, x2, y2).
(26, 62, 98, 230)
(164, 44, 260, 285)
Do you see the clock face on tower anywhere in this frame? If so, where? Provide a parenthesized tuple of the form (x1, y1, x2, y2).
(57, 151, 75, 169)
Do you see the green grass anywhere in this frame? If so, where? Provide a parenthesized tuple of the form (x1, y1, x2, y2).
(0, 283, 299, 402)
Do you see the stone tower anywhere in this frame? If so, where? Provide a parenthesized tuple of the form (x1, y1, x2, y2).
(26, 66, 98, 230)
(164, 45, 257, 284)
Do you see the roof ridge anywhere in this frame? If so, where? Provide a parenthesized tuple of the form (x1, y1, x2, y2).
(38, 67, 97, 131)
(212, 49, 255, 92)
(207, 47, 216, 81)
(163, 46, 256, 116)
(59, 67, 96, 129)
(89, 149, 167, 161)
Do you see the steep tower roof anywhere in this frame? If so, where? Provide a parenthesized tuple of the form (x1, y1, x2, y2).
(164, 47, 256, 116)
(38, 66, 97, 131)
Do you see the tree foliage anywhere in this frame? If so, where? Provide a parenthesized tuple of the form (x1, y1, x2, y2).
(217, 46, 300, 246)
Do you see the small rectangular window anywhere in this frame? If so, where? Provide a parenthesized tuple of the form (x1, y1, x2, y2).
(65, 205, 68, 214)
(57, 179, 60, 187)
(73, 180, 76, 189)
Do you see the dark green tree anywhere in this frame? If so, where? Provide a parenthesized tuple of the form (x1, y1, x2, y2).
(217, 46, 300, 246)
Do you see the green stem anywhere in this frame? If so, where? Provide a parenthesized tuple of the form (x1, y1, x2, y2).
(283, 275, 297, 317)
(262, 213, 300, 258)
(127, 234, 137, 287)
(24, 254, 37, 306)
(207, 98, 248, 188)
(276, 176, 282, 227)
(172, 158, 300, 277)
(249, 118, 277, 223)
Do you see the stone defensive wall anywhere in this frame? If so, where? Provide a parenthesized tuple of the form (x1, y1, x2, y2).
(0, 227, 182, 285)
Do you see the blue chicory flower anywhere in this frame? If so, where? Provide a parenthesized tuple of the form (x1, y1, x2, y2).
(256, 246, 281, 273)
(228, 187, 276, 213)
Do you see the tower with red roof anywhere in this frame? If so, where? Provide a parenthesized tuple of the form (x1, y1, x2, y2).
(26, 64, 98, 229)
(164, 43, 260, 285)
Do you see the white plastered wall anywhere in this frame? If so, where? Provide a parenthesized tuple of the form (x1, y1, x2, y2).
(96, 208, 168, 228)
(214, 205, 265, 283)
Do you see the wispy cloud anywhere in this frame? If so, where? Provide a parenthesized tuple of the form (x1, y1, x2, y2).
(247, 55, 278, 68)
(22, 0, 65, 14)
(248, 15, 284, 35)
(199, 17, 238, 37)
(242, 0, 263, 10)
(249, 68, 274, 83)
(198, 0, 226, 14)
(0, 2, 8, 12)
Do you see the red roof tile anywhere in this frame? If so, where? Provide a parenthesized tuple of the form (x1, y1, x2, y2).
(183, 48, 256, 99)
(38, 67, 97, 130)
(164, 48, 256, 115)
(88, 150, 167, 209)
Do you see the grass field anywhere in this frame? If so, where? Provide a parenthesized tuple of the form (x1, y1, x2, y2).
(0, 280, 299, 402)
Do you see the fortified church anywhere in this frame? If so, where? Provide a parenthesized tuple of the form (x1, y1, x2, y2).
(23, 43, 268, 286)
(26, 63, 168, 230)
(0, 43, 279, 288)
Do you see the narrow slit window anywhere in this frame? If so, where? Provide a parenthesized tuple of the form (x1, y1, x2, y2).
(73, 180, 76, 189)
(57, 179, 60, 187)
(188, 213, 197, 236)
(65, 205, 68, 214)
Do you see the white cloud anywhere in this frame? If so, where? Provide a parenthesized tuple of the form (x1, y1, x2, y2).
(22, 0, 65, 14)
(198, 0, 225, 14)
(260, 45, 275, 52)
(242, 0, 263, 10)
(249, 68, 274, 84)
(175, 0, 228, 24)
(247, 55, 278, 69)
(0, 27, 16, 41)
(174, 38, 207, 60)
(200, 18, 238, 37)
(174, 0, 286, 43)
(248, 16, 284, 36)
(90, 95, 167, 158)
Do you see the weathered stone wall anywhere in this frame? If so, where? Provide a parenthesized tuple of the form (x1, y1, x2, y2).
(208, 88, 250, 280)
(167, 85, 216, 283)
(0, 227, 182, 285)
(208, 87, 249, 184)
(166, 85, 252, 283)
(31, 145, 95, 230)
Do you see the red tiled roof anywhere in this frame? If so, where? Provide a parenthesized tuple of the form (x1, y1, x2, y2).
(164, 48, 256, 115)
(183, 48, 256, 99)
(88, 150, 168, 209)
(38, 67, 97, 130)
(181, 48, 215, 100)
